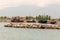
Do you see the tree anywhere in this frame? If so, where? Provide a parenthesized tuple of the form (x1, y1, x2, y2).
(0, 16, 3, 19)
(35, 15, 51, 20)
(36, 15, 42, 20)
(4, 16, 7, 19)
(45, 15, 48, 20)
(26, 16, 34, 20)
(48, 16, 51, 20)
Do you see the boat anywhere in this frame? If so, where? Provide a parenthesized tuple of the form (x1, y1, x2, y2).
(38, 20, 47, 24)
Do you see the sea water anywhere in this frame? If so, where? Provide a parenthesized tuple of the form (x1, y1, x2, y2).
(0, 22, 60, 40)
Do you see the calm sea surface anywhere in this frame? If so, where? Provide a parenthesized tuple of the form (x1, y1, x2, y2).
(0, 22, 60, 40)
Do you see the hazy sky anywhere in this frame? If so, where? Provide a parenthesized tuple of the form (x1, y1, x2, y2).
(0, 0, 60, 18)
(0, 0, 60, 9)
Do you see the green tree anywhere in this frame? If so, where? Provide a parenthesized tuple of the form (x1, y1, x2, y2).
(48, 16, 51, 20)
(45, 15, 49, 20)
(4, 16, 7, 19)
(0, 16, 3, 19)
(26, 16, 34, 20)
(35, 15, 51, 20)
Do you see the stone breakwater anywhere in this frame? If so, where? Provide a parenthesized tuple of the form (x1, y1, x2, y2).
(4, 23, 60, 29)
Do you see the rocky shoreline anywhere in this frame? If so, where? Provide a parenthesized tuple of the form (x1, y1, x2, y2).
(4, 23, 60, 29)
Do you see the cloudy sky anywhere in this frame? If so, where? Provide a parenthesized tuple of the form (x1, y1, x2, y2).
(0, 0, 60, 18)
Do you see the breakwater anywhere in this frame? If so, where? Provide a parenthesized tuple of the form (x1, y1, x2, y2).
(4, 23, 60, 29)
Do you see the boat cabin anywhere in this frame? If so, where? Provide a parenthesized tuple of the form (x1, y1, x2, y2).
(11, 16, 24, 22)
(38, 20, 47, 23)
(26, 19, 36, 23)
(50, 21, 56, 24)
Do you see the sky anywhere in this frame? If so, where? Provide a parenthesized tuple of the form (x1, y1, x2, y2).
(0, 0, 60, 9)
(0, 0, 60, 18)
